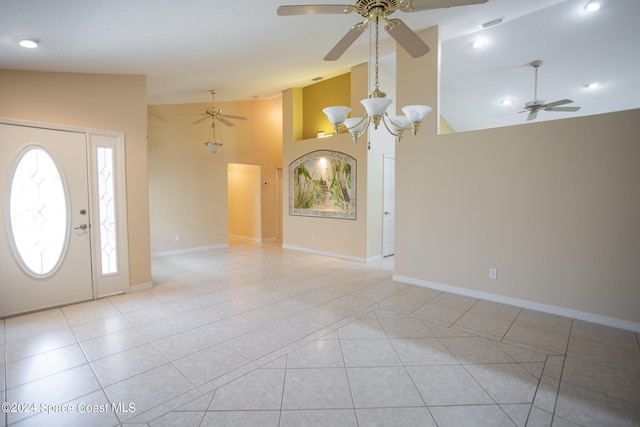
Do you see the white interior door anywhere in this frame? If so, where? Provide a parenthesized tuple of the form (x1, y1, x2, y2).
(383, 155, 395, 257)
(0, 124, 93, 316)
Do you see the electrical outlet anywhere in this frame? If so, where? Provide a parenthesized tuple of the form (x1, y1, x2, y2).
(489, 268, 497, 279)
(311, 234, 315, 241)
(175, 234, 180, 242)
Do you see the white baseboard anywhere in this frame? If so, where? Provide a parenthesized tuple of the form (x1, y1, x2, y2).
(128, 281, 153, 292)
(283, 244, 383, 263)
(151, 244, 229, 258)
(228, 234, 263, 243)
(393, 274, 640, 333)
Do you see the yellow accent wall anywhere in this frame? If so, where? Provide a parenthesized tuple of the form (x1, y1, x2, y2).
(283, 63, 394, 261)
(302, 73, 351, 140)
(283, 66, 367, 259)
(440, 115, 455, 133)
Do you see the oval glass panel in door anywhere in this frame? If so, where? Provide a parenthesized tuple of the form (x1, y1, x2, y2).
(9, 146, 69, 277)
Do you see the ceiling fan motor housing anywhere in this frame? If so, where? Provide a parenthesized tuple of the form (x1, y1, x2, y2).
(525, 100, 544, 109)
(354, 0, 404, 17)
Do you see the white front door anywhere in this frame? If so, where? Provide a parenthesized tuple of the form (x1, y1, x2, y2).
(0, 124, 93, 316)
(382, 155, 395, 257)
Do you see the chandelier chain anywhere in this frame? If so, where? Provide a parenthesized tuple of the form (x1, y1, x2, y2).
(374, 16, 380, 92)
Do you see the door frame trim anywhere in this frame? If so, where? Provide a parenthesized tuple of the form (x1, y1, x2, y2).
(1, 116, 131, 299)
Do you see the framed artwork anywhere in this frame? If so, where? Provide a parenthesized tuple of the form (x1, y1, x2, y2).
(289, 150, 356, 219)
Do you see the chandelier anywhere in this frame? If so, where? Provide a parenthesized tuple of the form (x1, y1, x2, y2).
(322, 6, 431, 144)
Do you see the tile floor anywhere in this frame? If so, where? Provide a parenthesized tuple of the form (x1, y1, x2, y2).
(2, 240, 639, 426)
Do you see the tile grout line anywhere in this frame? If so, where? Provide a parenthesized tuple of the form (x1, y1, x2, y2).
(335, 326, 359, 424)
(5, 242, 638, 426)
(550, 354, 568, 426)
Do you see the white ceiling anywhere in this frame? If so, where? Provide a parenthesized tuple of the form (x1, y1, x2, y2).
(441, 0, 640, 131)
(1, 0, 638, 130)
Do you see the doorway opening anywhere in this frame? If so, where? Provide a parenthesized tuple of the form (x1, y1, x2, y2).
(227, 163, 262, 242)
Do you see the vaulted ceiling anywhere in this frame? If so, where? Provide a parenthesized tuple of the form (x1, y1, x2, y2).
(2, 0, 638, 131)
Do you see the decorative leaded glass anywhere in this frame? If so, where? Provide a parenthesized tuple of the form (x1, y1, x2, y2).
(9, 147, 68, 276)
(97, 146, 118, 274)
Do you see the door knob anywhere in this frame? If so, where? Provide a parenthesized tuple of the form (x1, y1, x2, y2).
(384, 211, 391, 215)
(74, 224, 88, 230)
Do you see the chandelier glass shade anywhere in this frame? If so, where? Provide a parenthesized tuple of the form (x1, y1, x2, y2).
(204, 141, 222, 153)
(322, 10, 431, 144)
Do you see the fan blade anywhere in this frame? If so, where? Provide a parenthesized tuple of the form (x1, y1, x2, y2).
(527, 110, 538, 121)
(277, 4, 354, 16)
(547, 106, 581, 112)
(218, 117, 235, 127)
(384, 19, 430, 58)
(408, 0, 489, 12)
(543, 99, 573, 109)
(221, 114, 247, 121)
(192, 116, 209, 125)
(324, 22, 368, 61)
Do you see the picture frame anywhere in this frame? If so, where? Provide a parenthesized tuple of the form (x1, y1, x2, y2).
(289, 150, 356, 219)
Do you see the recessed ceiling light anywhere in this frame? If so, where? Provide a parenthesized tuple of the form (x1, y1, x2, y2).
(501, 99, 513, 106)
(586, 82, 601, 89)
(585, 1, 601, 12)
(472, 38, 486, 48)
(19, 39, 39, 48)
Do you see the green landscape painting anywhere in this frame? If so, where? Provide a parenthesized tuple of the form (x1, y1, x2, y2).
(289, 150, 356, 219)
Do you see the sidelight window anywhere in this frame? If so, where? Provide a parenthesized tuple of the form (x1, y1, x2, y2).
(97, 146, 118, 275)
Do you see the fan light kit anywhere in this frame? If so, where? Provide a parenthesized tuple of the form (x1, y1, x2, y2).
(193, 89, 247, 154)
(278, 0, 488, 145)
(205, 141, 222, 153)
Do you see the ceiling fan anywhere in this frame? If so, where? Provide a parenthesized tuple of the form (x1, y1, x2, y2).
(277, 0, 489, 61)
(192, 89, 247, 127)
(192, 89, 247, 153)
(519, 60, 581, 121)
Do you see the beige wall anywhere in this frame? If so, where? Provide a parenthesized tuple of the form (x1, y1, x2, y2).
(283, 63, 393, 261)
(283, 131, 368, 258)
(0, 69, 151, 287)
(282, 67, 367, 259)
(394, 28, 640, 326)
(147, 98, 282, 252)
